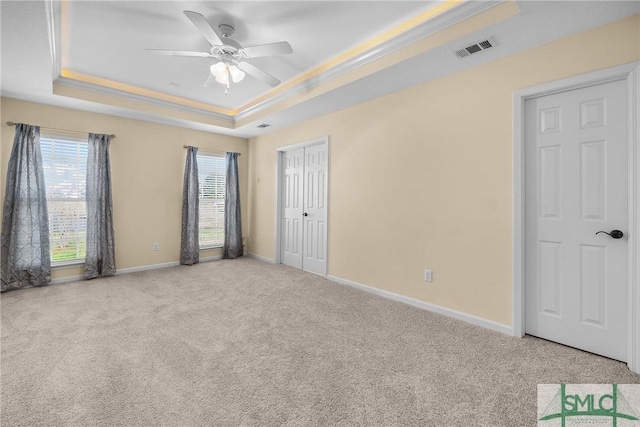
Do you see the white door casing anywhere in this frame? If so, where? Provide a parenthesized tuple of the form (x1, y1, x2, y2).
(525, 79, 628, 361)
(512, 62, 639, 372)
(277, 138, 329, 276)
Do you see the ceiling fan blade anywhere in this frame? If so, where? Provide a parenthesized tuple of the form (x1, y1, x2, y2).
(237, 62, 281, 87)
(183, 10, 223, 46)
(145, 49, 212, 57)
(242, 42, 293, 58)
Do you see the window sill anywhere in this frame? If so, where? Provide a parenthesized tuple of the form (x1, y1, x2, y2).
(200, 245, 223, 251)
(51, 260, 84, 270)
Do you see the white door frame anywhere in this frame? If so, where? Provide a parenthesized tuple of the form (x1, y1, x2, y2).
(275, 136, 330, 276)
(512, 62, 639, 372)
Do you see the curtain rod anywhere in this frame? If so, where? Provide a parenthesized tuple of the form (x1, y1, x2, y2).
(183, 145, 240, 156)
(5, 121, 116, 139)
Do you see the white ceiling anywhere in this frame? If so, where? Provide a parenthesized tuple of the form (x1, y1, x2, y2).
(66, 1, 434, 109)
(2, 1, 639, 138)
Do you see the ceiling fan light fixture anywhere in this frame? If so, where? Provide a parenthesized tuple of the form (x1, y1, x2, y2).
(228, 65, 245, 83)
(210, 62, 245, 86)
(210, 62, 229, 85)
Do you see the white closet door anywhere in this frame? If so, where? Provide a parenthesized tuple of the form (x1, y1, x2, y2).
(281, 148, 304, 269)
(280, 143, 328, 276)
(302, 143, 328, 275)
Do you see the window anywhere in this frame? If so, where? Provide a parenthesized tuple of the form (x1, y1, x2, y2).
(40, 136, 88, 264)
(197, 153, 226, 248)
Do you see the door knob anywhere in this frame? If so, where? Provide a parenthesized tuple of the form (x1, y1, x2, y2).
(595, 230, 624, 239)
(303, 212, 308, 217)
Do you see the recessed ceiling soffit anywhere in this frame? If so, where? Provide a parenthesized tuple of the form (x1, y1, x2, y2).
(45, 0, 517, 131)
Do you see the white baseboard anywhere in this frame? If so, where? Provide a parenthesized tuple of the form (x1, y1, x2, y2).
(200, 255, 223, 263)
(51, 275, 84, 285)
(50, 255, 223, 285)
(245, 252, 276, 263)
(326, 275, 513, 336)
(116, 260, 180, 275)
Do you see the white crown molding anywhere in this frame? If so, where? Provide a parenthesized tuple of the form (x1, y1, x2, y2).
(44, 0, 61, 81)
(234, 0, 506, 124)
(54, 76, 235, 126)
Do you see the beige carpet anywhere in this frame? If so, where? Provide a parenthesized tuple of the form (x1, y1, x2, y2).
(1, 257, 638, 426)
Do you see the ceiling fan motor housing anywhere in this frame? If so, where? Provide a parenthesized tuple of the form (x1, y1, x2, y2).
(219, 24, 235, 38)
(219, 38, 241, 54)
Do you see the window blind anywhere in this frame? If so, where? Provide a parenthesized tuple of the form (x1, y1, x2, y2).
(197, 153, 226, 248)
(40, 137, 88, 263)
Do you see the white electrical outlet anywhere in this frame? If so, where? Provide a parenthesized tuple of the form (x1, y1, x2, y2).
(424, 269, 432, 282)
(153, 243, 159, 251)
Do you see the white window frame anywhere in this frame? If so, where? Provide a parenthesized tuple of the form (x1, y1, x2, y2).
(40, 134, 88, 267)
(196, 152, 226, 250)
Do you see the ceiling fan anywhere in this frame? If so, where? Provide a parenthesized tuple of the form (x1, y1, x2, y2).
(146, 11, 293, 92)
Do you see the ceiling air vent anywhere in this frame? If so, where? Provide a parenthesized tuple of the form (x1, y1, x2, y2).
(454, 37, 496, 59)
(257, 123, 271, 128)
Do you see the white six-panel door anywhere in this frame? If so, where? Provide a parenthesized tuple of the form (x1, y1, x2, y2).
(525, 79, 628, 361)
(282, 148, 304, 269)
(302, 144, 328, 274)
(281, 143, 328, 275)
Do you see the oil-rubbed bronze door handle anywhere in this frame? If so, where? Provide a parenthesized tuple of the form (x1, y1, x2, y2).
(595, 230, 624, 239)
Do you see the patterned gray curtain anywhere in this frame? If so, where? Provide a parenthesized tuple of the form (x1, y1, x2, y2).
(84, 133, 116, 279)
(223, 152, 243, 259)
(180, 146, 199, 265)
(1, 123, 51, 292)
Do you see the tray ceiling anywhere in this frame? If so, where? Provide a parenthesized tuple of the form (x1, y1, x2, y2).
(2, 1, 639, 137)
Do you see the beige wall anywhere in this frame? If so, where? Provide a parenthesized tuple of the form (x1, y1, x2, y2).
(1, 14, 637, 325)
(1, 98, 248, 281)
(247, 15, 640, 326)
